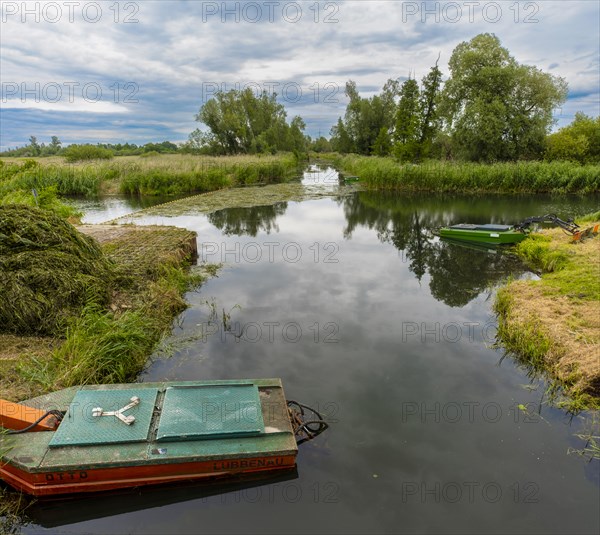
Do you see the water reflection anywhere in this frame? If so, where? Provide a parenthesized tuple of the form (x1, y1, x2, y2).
(19, 186, 599, 534)
(207, 202, 288, 236)
(302, 164, 339, 185)
(27, 469, 298, 529)
(337, 191, 600, 306)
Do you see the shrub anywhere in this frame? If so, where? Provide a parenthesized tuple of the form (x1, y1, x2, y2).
(63, 145, 114, 162)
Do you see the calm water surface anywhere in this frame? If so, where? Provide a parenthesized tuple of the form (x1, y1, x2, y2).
(25, 169, 599, 534)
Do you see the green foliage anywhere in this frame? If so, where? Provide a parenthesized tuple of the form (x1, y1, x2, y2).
(373, 127, 392, 156)
(31, 264, 203, 388)
(194, 88, 307, 155)
(494, 287, 553, 370)
(28, 135, 40, 156)
(46, 303, 156, 386)
(118, 155, 297, 195)
(394, 78, 421, 161)
(546, 113, 600, 163)
(63, 144, 114, 162)
(578, 210, 600, 223)
(0, 160, 85, 217)
(0, 158, 102, 197)
(309, 136, 333, 153)
(338, 155, 600, 194)
(140, 150, 161, 158)
(0, 205, 114, 335)
(515, 235, 571, 272)
(0, 154, 299, 199)
(330, 118, 354, 153)
(441, 33, 568, 162)
(0, 186, 81, 219)
(330, 80, 397, 156)
(332, 64, 443, 160)
(418, 61, 444, 158)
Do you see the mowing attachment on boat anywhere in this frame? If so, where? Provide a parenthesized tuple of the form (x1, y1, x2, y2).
(438, 213, 591, 246)
(512, 214, 579, 235)
(0, 379, 328, 497)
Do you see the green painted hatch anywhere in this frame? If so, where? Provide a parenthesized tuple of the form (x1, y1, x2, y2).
(156, 384, 265, 442)
(49, 389, 159, 448)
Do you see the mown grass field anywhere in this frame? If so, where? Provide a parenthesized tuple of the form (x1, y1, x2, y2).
(494, 212, 600, 409)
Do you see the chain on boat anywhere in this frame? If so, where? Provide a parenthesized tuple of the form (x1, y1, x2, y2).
(286, 400, 329, 445)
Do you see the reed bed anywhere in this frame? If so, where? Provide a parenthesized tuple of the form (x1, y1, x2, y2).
(0, 154, 301, 199)
(337, 155, 600, 194)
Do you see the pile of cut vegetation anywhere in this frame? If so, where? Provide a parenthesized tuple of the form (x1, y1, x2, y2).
(0, 205, 113, 335)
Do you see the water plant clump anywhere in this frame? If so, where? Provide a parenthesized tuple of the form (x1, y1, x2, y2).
(0, 205, 114, 335)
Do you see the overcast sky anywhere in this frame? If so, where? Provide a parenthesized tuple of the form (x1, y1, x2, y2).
(1, 0, 598, 148)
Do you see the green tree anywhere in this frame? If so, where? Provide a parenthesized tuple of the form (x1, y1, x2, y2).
(393, 78, 421, 161)
(310, 136, 332, 153)
(373, 127, 392, 156)
(28, 136, 40, 156)
(545, 113, 600, 163)
(195, 88, 303, 155)
(48, 136, 62, 155)
(334, 81, 397, 155)
(440, 33, 568, 162)
(418, 60, 443, 158)
(330, 118, 354, 153)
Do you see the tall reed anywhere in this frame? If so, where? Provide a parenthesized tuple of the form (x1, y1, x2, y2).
(338, 155, 600, 194)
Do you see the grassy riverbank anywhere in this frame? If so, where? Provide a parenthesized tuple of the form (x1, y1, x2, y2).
(327, 154, 600, 194)
(494, 212, 600, 409)
(0, 215, 207, 401)
(0, 153, 301, 199)
(0, 208, 213, 525)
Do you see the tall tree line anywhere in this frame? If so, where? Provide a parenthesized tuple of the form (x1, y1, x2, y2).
(330, 34, 569, 163)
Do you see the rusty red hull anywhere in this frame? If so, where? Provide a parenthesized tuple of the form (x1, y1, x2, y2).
(0, 379, 299, 497)
(1, 455, 297, 497)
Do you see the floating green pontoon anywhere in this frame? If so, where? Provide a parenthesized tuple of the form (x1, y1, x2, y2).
(439, 224, 527, 246)
(439, 214, 581, 247)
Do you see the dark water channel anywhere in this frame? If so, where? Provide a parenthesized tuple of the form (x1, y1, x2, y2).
(24, 168, 600, 534)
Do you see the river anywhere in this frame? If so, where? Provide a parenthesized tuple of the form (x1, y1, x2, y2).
(23, 166, 599, 534)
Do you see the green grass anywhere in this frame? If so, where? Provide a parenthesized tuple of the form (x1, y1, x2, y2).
(579, 210, 600, 222)
(0, 154, 301, 199)
(23, 265, 204, 389)
(494, 213, 600, 408)
(0, 159, 104, 197)
(336, 155, 600, 194)
(0, 486, 29, 534)
(494, 286, 553, 370)
(514, 222, 600, 301)
(0, 205, 114, 335)
(63, 144, 114, 162)
(515, 234, 573, 273)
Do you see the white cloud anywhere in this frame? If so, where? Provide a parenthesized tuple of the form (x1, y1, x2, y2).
(1, 0, 598, 143)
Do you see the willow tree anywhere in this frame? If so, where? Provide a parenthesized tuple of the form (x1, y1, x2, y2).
(441, 33, 568, 162)
(195, 88, 306, 154)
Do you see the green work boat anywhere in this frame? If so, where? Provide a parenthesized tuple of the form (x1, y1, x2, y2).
(438, 214, 581, 247)
(439, 224, 526, 246)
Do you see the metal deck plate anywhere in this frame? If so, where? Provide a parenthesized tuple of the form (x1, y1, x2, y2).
(49, 389, 158, 448)
(156, 384, 265, 442)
